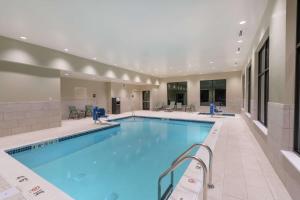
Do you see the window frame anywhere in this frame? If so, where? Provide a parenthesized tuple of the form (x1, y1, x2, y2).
(294, 0, 300, 155)
(295, 48, 300, 155)
(257, 38, 269, 127)
(247, 65, 251, 113)
(200, 79, 226, 106)
(167, 81, 188, 105)
(142, 91, 150, 110)
(242, 74, 245, 108)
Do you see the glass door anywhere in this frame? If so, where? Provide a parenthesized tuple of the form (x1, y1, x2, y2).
(142, 91, 150, 110)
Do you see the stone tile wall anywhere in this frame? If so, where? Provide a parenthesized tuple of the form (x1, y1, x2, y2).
(0, 101, 61, 137)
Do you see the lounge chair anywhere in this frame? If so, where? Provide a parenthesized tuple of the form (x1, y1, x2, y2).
(85, 105, 93, 117)
(176, 102, 183, 111)
(153, 103, 162, 111)
(165, 101, 175, 112)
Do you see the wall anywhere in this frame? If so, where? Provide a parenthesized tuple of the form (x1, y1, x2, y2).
(0, 61, 61, 136)
(61, 78, 109, 119)
(152, 71, 242, 113)
(241, 0, 300, 199)
(109, 83, 141, 113)
(104, 82, 159, 113)
(0, 36, 160, 86)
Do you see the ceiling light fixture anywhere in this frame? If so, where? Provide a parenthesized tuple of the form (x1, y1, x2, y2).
(20, 36, 27, 40)
(239, 20, 247, 25)
(64, 73, 70, 76)
(93, 57, 97, 60)
(64, 48, 69, 52)
(209, 61, 214, 64)
(237, 40, 243, 43)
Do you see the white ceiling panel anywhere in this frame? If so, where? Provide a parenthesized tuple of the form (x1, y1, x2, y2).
(0, 0, 269, 77)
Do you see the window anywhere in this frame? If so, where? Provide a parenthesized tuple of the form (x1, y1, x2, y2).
(242, 74, 245, 108)
(247, 65, 251, 113)
(294, 0, 300, 154)
(200, 79, 226, 106)
(258, 39, 269, 126)
(167, 82, 187, 105)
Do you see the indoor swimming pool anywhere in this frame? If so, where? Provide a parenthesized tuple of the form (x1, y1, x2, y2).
(8, 117, 213, 200)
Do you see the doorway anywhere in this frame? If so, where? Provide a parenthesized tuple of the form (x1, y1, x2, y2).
(142, 91, 150, 110)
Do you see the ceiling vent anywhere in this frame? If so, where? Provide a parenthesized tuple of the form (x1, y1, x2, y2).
(239, 30, 243, 37)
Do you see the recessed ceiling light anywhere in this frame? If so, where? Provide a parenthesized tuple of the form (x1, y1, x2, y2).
(64, 73, 70, 76)
(236, 51, 240, 54)
(93, 57, 97, 60)
(209, 61, 214, 64)
(237, 40, 243, 43)
(20, 36, 27, 40)
(64, 48, 69, 52)
(239, 20, 247, 25)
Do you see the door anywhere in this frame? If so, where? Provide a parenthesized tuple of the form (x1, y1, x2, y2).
(142, 91, 150, 110)
(176, 93, 185, 104)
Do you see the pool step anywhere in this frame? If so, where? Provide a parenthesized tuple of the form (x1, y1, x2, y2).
(160, 184, 173, 200)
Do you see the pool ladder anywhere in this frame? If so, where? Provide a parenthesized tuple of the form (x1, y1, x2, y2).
(158, 144, 214, 200)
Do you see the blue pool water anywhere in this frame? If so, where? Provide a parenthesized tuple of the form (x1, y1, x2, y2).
(10, 117, 213, 200)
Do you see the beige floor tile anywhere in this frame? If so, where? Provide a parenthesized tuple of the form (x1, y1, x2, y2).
(246, 185, 273, 200)
(222, 194, 244, 200)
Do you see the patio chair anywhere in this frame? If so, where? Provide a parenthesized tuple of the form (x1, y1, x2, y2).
(190, 104, 196, 112)
(69, 106, 85, 119)
(176, 102, 183, 111)
(68, 106, 78, 119)
(185, 104, 195, 112)
(165, 101, 175, 112)
(85, 105, 93, 117)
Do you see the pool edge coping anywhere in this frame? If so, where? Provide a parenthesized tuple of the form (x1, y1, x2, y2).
(0, 112, 222, 200)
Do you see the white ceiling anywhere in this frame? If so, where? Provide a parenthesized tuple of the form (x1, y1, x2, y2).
(0, 0, 269, 78)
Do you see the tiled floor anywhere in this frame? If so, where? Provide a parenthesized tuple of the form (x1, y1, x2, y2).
(208, 116, 292, 200)
(0, 111, 293, 200)
(0, 176, 26, 200)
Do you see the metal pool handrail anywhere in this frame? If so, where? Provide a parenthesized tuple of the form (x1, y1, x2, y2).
(171, 143, 214, 188)
(158, 156, 208, 200)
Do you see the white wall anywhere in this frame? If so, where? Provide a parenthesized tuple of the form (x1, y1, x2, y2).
(109, 83, 142, 113)
(61, 78, 109, 119)
(0, 62, 60, 102)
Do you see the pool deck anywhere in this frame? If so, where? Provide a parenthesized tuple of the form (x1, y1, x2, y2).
(0, 111, 293, 200)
